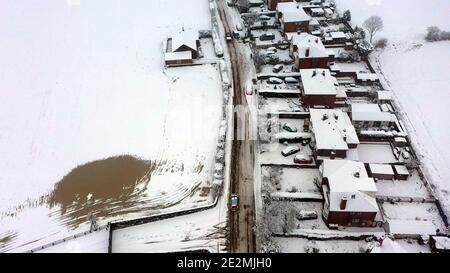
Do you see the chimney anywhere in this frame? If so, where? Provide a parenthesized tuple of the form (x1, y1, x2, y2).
(340, 195, 348, 210)
(322, 70, 326, 76)
(312, 69, 317, 77)
(316, 38, 319, 43)
(305, 47, 310, 57)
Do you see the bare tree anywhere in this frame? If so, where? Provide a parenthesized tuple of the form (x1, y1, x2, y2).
(363, 16, 384, 43)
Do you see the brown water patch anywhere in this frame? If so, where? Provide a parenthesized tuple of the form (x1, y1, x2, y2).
(46, 155, 160, 228)
(0, 231, 17, 252)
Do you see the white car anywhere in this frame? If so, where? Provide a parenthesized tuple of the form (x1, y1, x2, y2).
(281, 146, 301, 157)
(284, 77, 298, 84)
(245, 82, 253, 95)
(267, 77, 283, 84)
(272, 64, 283, 73)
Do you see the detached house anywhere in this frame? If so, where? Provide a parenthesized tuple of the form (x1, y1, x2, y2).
(164, 29, 200, 66)
(290, 33, 334, 69)
(300, 69, 337, 108)
(276, 2, 310, 33)
(309, 108, 360, 160)
(320, 159, 379, 227)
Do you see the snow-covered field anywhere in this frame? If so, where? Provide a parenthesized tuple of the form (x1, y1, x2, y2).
(336, 0, 450, 215)
(0, 0, 223, 251)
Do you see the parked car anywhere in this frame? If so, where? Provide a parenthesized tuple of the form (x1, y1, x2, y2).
(265, 50, 276, 56)
(236, 23, 243, 31)
(282, 123, 298, 133)
(229, 194, 239, 211)
(294, 155, 313, 164)
(267, 46, 277, 52)
(267, 77, 283, 84)
(245, 82, 253, 95)
(272, 64, 283, 73)
(284, 77, 298, 84)
(259, 33, 275, 41)
(281, 146, 301, 157)
(276, 44, 290, 50)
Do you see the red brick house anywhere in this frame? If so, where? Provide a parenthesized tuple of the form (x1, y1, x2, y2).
(290, 33, 334, 69)
(300, 69, 337, 108)
(320, 159, 379, 227)
(276, 2, 310, 33)
(309, 108, 360, 160)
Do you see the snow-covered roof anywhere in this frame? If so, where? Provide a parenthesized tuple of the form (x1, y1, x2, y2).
(277, 2, 310, 23)
(329, 31, 346, 39)
(291, 33, 329, 59)
(369, 163, 395, 176)
(431, 236, 450, 250)
(321, 159, 378, 213)
(164, 51, 192, 61)
(310, 108, 360, 151)
(171, 29, 199, 52)
(357, 72, 379, 81)
(377, 90, 392, 101)
(385, 219, 437, 236)
(310, 7, 324, 14)
(371, 237, 407, 253)
(300, 69, 337, 95)
(351, 103, 396, 122)
(393, 165, 409, 176)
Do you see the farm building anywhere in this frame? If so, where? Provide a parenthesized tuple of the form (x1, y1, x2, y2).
(300, 69, 337, 108)
(309, 108, 359, 159)
(164, 29, 199, 66)
(320, 159, 379, 227)
(276, 2, 310, 33)
(290, 33, 334, 69)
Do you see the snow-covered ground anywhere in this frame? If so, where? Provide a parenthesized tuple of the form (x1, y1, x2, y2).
(336, 0, 450, 215)
(0, 0, 224, 251)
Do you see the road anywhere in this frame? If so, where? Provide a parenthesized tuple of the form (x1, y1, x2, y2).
(217, 0, 256, 253)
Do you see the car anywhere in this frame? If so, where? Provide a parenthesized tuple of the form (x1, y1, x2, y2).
(267, 77, 283, 84)
(281, 146, 301, 157)
(267, 46, 277, 52)
(272, 64, 283, 73)
(259, 33, 275, 41)
(226, 32, 232, 41)
(236, 23, 243, 31)
(284, 77, 298, 84)
(276, 44, 290, 50)
(229, 194, 239, 211)
(282, 123, 298, 133)
(245, 82, 253, 95)
(265, 50, 276, 56)
(401, 150, 410, 159)
(294, 155, 313, 164)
